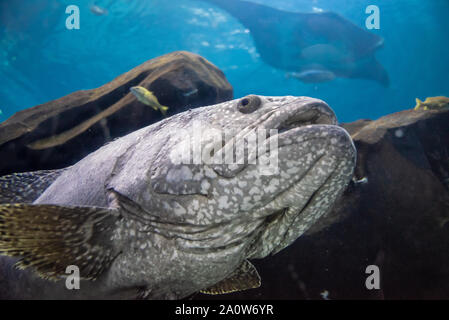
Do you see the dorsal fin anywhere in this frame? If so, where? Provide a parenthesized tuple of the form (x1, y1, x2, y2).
(0, 169, 67, 204)
(200, 260, 261, 295)
(0, 203, 121, 280)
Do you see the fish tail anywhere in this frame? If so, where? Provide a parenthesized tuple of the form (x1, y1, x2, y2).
(160, 105, 169, 116)
(0, 204, 119, 280)
(414, 98, 422, 110)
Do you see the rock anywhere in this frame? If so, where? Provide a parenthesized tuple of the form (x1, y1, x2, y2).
(197, 107, 449, 300)
(0, 51, 233, 176)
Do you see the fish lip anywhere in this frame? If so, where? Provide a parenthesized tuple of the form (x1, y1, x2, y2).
(276, 123, 354, 151)
(212, 97, 339, 177)
(218, 96, 337, 147)
(258, 97, 338, 137)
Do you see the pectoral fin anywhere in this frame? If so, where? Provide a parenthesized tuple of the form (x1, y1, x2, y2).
(0, 204, 121, 280)
(200, 260, 261, 295)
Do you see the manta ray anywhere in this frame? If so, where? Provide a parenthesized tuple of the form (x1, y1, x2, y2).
(200, 0, 389, 86)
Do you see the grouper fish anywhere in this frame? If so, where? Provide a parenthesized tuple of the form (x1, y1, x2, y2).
(0, 95, 356, 299)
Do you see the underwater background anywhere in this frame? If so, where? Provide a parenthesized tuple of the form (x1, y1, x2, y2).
(0, 1, 449, 300)
(0, 0, 448, 123)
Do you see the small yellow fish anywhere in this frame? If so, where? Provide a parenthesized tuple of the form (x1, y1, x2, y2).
(414, 96, 449, 111)
(130, 86, 169, 116)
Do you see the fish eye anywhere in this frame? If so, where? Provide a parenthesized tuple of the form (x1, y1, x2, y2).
(237, 95, 261, 113)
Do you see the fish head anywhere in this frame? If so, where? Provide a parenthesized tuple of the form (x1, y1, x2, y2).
(129, 86, 144, 96)
(126, 95, 356, 261)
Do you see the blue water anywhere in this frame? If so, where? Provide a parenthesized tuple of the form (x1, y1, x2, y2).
(0, 0, 448, 122)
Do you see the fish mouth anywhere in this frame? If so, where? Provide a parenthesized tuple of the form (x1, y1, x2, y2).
(212, 97, 338, 177)
(243, 97, 338, 144)
(252, 97, 337, 133)
(273, 98, 337, 133)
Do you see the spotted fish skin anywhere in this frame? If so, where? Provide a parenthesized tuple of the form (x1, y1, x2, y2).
(0, 95, 356, 299)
